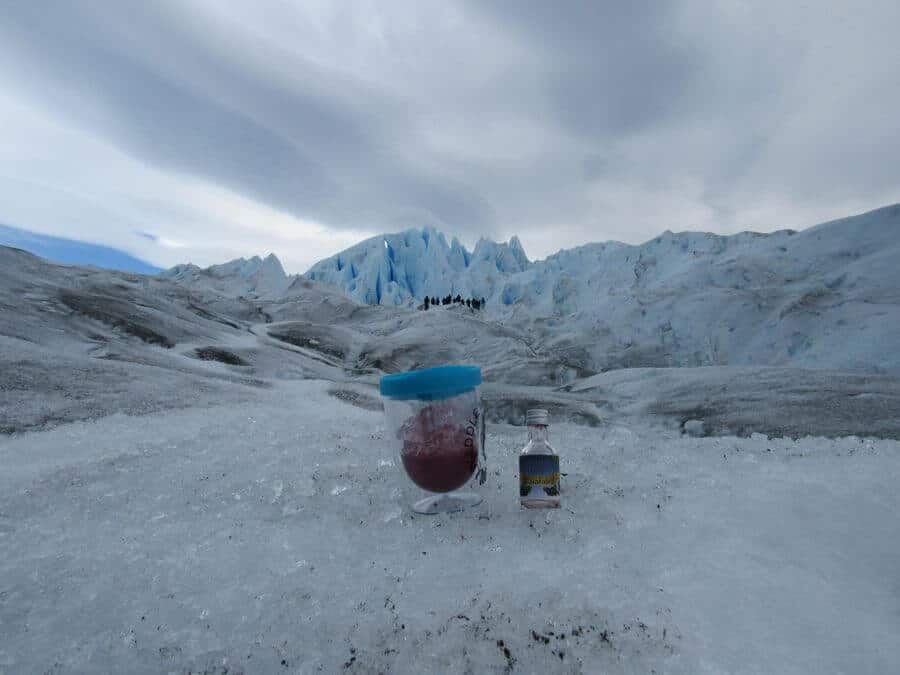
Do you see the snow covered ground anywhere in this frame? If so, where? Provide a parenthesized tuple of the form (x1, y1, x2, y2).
(306, 204, 900, 372)
(4, 242, 897, 440)
(2, 379, 899, 674)
(2, 222, 899, 672)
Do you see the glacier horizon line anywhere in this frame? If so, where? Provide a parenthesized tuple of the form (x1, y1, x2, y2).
(179, 201, 900, 275)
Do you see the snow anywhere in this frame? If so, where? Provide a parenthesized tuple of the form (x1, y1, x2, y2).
(305, 204, 900, 371)
(682, 419, 705, 437)
(3, 244, 898, 441)
(2, 205, 900, 672)
(2, 379, 899, 673)
(163, 252, 293, 299)
(154, 203, 900, 373)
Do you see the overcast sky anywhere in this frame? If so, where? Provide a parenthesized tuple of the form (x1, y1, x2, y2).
(1, 1, 898, 272)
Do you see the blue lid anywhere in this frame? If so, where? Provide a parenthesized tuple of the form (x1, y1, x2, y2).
(379, 364, 482, 401)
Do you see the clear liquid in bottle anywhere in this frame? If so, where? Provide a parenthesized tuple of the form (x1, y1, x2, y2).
(519, 409, 560, 509)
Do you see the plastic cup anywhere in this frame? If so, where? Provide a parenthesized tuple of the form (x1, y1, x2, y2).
(380, 365, 485, 514)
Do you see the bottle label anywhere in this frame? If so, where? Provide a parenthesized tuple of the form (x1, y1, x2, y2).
(519, 455, 560, 497)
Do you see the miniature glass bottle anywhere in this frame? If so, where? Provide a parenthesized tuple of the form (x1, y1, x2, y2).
(519, 409, 560, 508)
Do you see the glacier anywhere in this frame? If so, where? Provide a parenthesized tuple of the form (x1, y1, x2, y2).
(306, 226, 530, 307)
(305, 204, 900, 372)
(163, 252, 294, 299)
(3, 204, 900, 673)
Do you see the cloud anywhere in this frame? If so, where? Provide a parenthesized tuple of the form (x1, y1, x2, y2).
(0, 0, 898, 267)
(137, 232, 187, 249)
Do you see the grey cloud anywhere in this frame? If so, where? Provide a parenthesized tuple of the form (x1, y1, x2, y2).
(469, 2, 700, 138)
(0, 2, 494, 234)
(0, 0, 898, 260)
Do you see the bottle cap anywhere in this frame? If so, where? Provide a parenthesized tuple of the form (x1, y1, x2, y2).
(526, 409, 550, 426)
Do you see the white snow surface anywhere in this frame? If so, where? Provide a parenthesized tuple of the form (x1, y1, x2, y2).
(5, 240, 896, 440)
(2, 379, 899, 674)
(164, 252, 294, 299)
(305, 204, 900, 371)
(2, 206, 900, 672)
